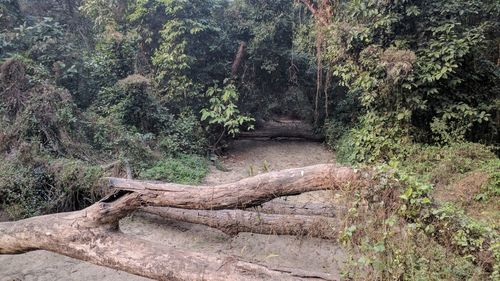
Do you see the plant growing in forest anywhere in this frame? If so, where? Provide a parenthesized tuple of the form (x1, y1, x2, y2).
(139, 154, 208, 185)
(201, 79, 255, 147)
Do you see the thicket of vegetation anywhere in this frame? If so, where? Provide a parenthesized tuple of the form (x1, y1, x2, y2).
(0, 0, 498, 279)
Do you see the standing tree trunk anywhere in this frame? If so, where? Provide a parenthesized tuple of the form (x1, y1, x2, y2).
(298, 0, 334, 125)
(231, 42, 247, 77)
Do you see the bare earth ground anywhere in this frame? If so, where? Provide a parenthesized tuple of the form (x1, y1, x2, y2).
(0, 140, 345, 281)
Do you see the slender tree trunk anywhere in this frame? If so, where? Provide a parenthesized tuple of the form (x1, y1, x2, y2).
(231, 42, 247, 77)
(324, 68, 332, 118)
(314, 26, 323, 126)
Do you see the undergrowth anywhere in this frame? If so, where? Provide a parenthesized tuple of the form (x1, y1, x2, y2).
(139, 154, 208, 185)
(0, 59, 210, 220)
(333, 140, 499, 280)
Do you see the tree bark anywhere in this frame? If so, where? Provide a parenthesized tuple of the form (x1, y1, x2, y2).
(141, 207, 339, 239)
(231, 42, 246, 77)
(103, 164, 357, 210)
(256, 200, 342, 217)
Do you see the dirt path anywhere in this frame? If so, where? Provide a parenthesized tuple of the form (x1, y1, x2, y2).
(0, 140, 345, 281)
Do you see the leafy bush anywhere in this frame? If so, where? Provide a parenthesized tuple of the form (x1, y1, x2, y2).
(93, 75, 173, 134)
(201, 80, 255, 146)
(0, 157, 103, 219)
(340, 162, 498, 280)
(324, 120, 349, 150)
(140, 154, 208, 185)
(158, 109, 208, 156)
(335, 113, 412, 164)
(0, 59, 90, 156)
(325, 0, 499, 149)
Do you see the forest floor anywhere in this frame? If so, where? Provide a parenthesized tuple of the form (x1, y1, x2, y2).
(0, 140, 345, 281)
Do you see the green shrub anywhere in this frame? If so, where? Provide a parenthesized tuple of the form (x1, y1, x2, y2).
(324, 119, 348, 150)
(201, 80, 255, 147)
(158, 109, 207, 156)
(140, 154, 208, 185)
(93, 75, 174, 134)
(335, 113, 413, 164)
(0, 157, 103, 219)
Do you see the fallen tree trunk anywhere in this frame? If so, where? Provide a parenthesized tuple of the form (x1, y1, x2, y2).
(0, 165, 358, 280)
(103, 164, 358, 210)
(239, 120, 324, 141)
(0, 193, 337, 281)
(239, 130, 324, 141)
(141, 206, 339, 239)
(255, 200, 342, 217)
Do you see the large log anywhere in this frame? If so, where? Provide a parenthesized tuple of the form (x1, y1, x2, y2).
(103, 164, 358, 210)
(0, 192, 337, 281)
(0, 165, 358, 280)
(238, 120, 325, 141)
(141, 207, 339, 239)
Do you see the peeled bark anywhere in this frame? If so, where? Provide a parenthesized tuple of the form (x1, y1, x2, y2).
(141, 207, 339, 239)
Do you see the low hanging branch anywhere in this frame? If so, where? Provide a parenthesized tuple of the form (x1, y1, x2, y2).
(141, 207, 339, 239)
(1, 164, 357, 281)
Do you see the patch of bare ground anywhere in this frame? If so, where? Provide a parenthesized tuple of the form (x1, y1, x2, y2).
(0, 140, 346, 281)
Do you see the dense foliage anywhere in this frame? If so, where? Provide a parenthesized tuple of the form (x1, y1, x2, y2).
(322, 0, 499, 162)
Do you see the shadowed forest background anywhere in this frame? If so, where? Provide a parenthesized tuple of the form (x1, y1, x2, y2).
(0, 0, 499, 280)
